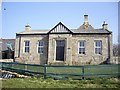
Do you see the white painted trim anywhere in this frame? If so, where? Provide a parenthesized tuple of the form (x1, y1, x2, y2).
(94, 40, 102, 55)
(23, 40, 30, 53)
(78, 40, 86, 54)
(37, 40, 44, 54)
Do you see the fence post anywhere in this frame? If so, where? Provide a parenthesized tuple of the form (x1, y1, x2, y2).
(82, 65, 84, 80)
(1, 62, 3, 70)
(10, 62, 13, 72)
(44, 64, 47, 79)
(25, 62, 27, 71)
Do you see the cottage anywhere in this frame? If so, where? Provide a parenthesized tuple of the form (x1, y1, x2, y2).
(15, 15, 113, 65)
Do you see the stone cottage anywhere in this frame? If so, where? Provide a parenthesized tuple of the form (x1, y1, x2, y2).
(15, 15, 113, 65)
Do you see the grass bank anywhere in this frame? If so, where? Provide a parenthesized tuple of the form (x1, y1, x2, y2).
(1, 77, 120, 88)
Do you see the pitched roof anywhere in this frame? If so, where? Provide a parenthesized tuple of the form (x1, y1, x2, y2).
(48, 22, 73, 34)
(72, 28, 111, 34)
(16, 22, 112, 35)
(17, 30, 49, 35)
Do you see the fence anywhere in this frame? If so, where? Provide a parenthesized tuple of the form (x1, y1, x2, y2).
(0, 62, 120, 80)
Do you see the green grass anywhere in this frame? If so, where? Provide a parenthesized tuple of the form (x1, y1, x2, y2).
(1, 77, 120, 88)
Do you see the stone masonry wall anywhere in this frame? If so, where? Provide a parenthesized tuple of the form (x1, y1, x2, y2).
(15, 35, 48, 64)
(72, 34, 110, 65)
(15, 34, 112, 65)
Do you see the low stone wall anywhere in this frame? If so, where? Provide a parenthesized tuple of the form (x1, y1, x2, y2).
(112, 57, 119, 64)
(0, 59, 13, 62)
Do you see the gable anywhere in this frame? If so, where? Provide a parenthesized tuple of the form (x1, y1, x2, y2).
(48, 22, 73, 34)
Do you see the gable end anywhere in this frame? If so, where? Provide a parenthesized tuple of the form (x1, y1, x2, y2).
(48, 22, 73, 34)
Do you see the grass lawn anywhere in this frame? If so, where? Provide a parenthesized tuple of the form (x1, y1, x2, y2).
(1, 77, 120, 88)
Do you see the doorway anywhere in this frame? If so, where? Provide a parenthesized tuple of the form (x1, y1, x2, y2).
(56, 40, 65, 61)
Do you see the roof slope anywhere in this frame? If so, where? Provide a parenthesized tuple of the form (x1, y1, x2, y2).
(16, 22, 111, 35)
(72, 28, 111, 34)
(17, 30, 49, 34)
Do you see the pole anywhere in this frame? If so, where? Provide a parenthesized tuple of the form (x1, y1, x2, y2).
(82, 65, 84, 80)
(44, 64, 47, 79)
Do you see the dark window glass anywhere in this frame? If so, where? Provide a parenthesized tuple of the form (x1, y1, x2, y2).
(95, 41, 102, 54)
(38, 41, 44, 53)
(24, 41, 30, 53)
(79, 41, 85, 54)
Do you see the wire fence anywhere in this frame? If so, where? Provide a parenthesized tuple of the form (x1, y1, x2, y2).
(0, 62, 120, 80)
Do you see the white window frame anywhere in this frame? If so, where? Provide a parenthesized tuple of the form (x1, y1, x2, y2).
(78, 40, 85, 54)
(94, 40, 102, 55)
(24, 40, 30, 53)
(37, 41, 44, 54)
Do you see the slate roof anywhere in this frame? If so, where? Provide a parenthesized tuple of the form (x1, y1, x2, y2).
(16, 22, 112, 35)
(17, 30, 49, 34)
(71, 28, 111, 34)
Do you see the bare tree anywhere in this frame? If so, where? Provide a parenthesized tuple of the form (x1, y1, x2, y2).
(118, 44, 120, 57)
(113, 44, 118, 56)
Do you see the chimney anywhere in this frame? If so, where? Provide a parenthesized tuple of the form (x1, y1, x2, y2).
(102, 21, 108, 30)
(25, 24, 31, 31)
(84, 15, 89, 25)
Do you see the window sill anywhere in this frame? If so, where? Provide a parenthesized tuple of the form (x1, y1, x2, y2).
(37, 53, 44, 54)
(78, 53, 86, 55)
(94, 54, 102, 56)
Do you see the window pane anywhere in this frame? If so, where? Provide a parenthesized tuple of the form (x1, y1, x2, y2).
(95, 48, 101, 54)
(25, 47, 29, 52)
(80, 41, 84, 47)
(95, 41, 102, 54)
(25, 41, 29, 46)
(95, 41, 101, 47)
(98, 48, 101, 54)
(38, 41, 44, 53)
(79, 41, 85, 54)
(39, 41, 44, 46)
(38, 47, 40, 53)
(79, 48, 85, 54)
(38, 47, 44, 53)
(24, 41, 30, 53)
(40, 48, 44, 53)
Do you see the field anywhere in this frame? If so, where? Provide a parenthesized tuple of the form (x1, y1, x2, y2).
(1, 77, 120, 88)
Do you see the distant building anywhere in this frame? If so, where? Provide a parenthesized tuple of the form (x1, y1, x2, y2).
(0, 38, 15, 59)
(15, 15, 113, 65)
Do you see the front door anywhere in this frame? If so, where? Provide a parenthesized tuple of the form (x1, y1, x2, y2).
(56, 40, 65, 61)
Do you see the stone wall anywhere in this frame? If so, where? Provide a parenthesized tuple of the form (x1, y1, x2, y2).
(112, 56, 119, 64)
(72, 34, 111, 65)
(48, 34, 72, 65)
(15, 33, 112, 65)
(15, 35, 48, 64)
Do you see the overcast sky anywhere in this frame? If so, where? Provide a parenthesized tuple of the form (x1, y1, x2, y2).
(1, 1, 119, 44)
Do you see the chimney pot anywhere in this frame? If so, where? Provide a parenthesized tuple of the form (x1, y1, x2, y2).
(102, 21, 108, 30)
(25, 24, 31, 31)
